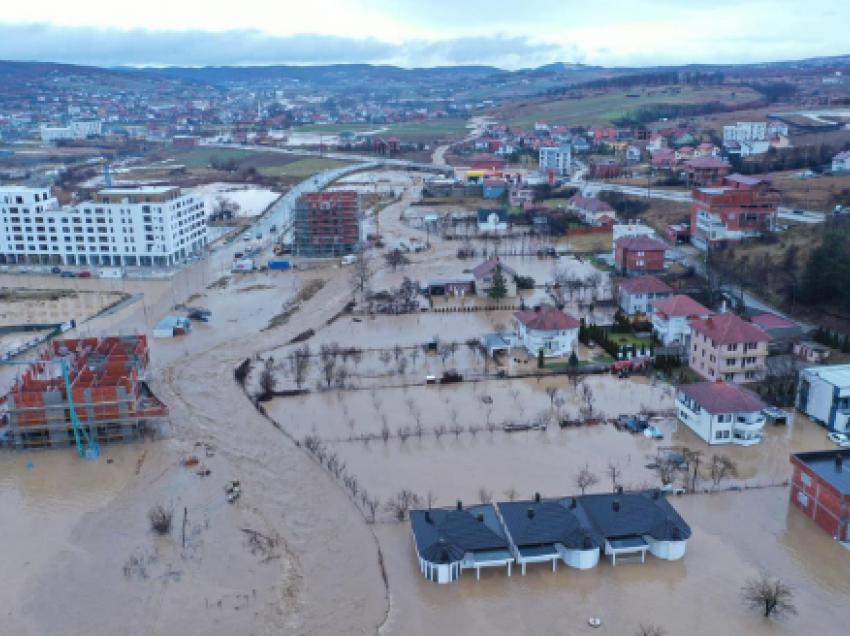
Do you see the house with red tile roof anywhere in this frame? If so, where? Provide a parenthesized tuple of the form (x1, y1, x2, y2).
(684, 155, 731, 186)
(688, 313, 771, 383)
(650, 295, 713, 345)
(618, 275, 675, 315)
(569, 195, 617, 226)
(676, 381, 767, 446)
(513, 305, 580, 357)
(614, 235, 667, 275)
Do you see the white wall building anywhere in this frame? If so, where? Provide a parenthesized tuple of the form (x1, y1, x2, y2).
(0, 185, 206, 267)
(797, 364, 850, 432)
(722, 122, 767, 144)
(650, 295, 713, 346)
(538, 145, 572, 176)
(832, 151, 850, 173)
(513, 305, 580, 357)
(618, 275, 675, 315)
(676, 381, 767, 446)
(612, 221, 656, 243)
(40, 120, 102, 142)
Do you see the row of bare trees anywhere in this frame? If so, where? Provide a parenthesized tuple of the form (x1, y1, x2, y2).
(550, 264, 608, 305)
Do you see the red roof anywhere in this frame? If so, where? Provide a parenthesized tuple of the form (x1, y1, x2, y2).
(750, 312, 798, 331)
(650, 294, 712, 317)
(615, 235, 668, 252)
(690, 313, 771, 344)
(570, 195, 614, 214)
(685, 155, 729, 169)
(619, 275, 674, 295)
(515, 305, 580, 331)
(471, 257, 517, 279)
(678, 381, 766, 414)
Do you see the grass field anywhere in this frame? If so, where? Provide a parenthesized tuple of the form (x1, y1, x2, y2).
(257, 157, 353, 177)
(495, 85, 764, 128)
(298, 119, 471, 142)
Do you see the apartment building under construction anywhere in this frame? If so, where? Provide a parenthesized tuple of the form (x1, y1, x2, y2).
(1, 335, 168, 450)
(292, 190, 361, 258)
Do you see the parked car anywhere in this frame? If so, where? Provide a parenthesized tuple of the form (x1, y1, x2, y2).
(60, 271, 76, 278)
(77, 271, 91, 278)
(51, 266, 62, 274)
(661, 484, 686, 496)
(643, 425, 664, 440)
(827, 432, 850, 447)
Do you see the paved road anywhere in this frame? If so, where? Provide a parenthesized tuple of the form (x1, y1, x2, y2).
(777, 207, 826, 224)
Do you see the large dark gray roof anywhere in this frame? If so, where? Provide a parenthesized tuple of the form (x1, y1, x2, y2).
(499, 499, 604, 550)
(578, 492, 692, 541)
(410, 505, 509, 564)
(792, 450, 850, 496)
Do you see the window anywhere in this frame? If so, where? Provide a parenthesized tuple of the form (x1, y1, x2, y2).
(801, 472, 812, 487)
(797, 491, 808, 507)
(715, 431, 724, 440)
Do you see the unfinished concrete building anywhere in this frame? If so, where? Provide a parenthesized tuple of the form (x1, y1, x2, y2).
(292, 191, 361, 258)
(1, 335, 168, 450)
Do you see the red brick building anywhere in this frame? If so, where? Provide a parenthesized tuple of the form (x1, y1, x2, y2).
(614, 235, 667, 275)
(293, 191, 361, 258)
(690, 174, 780, 250)
(790, 450, 850, 541)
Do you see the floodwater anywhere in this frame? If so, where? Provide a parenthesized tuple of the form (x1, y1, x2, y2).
(190, 182, 280, 218)
(0, 289, 126, 326)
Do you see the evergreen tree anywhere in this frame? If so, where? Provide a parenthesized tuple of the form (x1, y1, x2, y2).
(842, 334, 850, 354)
(569, 351, 579, 367)
(537, 349, 545, 369)
(488, 265, 508, 300)
(815, 326, 825, 344)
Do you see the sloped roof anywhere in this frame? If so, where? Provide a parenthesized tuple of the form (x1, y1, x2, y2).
(685, 155, 730, 169)
(471, 257, 517, 279)
(833, 151, 850, 161)
(499, 500, 604, 550)
(570, 195, 614, 214)
(750, 312, 798, 331)
(679, 381, 766, 414)
(578, 492, 692, 541)
(690, 312, 771, 344)
(410, 505, 509, 563)
(650, 294, 712, 317)
(515, 305, 580, 331)
(725, 173, 771, 187)
(615, 235, 668, 252)
(619, 275, 674, 295)
(477, 208, 508, 223)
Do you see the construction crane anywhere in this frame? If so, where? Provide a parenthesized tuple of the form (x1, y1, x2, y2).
(1, 358, 101, 460)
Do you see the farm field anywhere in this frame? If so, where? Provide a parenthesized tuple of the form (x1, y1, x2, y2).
(296, 119, 471, 142)
(257, 157, 353, 177)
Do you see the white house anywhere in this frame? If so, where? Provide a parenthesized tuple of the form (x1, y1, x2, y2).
(650, 295, 713, 346)
(676, 380, 767, 446)
(832, 151, 850, 173)
(618, 275, 675, 315)
(477, 208, 508, 232)
(612, 221, 656, 243)
(539, 145, 572, 176)
(797, 364, 850, 432)
(626, 145, 642, 163)
(514, 305, 580, 357)
(722, 122, 767, 144)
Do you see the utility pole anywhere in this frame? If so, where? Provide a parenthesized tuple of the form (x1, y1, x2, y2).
(182, 507, 188, 548)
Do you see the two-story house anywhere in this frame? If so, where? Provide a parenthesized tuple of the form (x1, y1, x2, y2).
(471, 257, 518, 298)
(676, 380, 767, 446)
(514, 305, 580, 357)
(614, 235, 667, 275)
(650, 295, 713, 346)
(618, 275, 674, 316)
(689, 313, 771, 384)
(796, 364, 850, 432)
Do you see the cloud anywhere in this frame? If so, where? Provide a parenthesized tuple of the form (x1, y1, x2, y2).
(0, 22, 577, 69)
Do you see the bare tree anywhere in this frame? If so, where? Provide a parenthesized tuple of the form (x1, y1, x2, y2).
(438, 343, 452, 366)
(349, 248, 376, 300)
(468, 423, 482, 437)
(148, 504, 173, 535)
(742, 573, 797, 620)
(366, 496, 381, 523)
(287, 344, 311, 390)
(396, 357, 409, 376)
(449, 422, 465, 438)
(424, 490, 438, 509)
(396, 426, 412, 443)
(385, 489, 422, 521)
(574, 464, 599, 495)
(478, 487, 493, 504)
(380, 420, 391, 443)
(607, 459, 622, 490)
(433, 424, 447, 439)
(579, 383, 595, 417)
(503, 487, 519, 502)
(319, 343, 341, 389)
(378, 350, 393, 369)
(334, 366, 350, 389)
(708, 454, 739, 489)
(384, 248, 410, 271)
(258, 357, 277, 398)
(634, 625, 667, 636)
(410, 347, 420, 369)
(653, 453, 681, 486)
(393, 344, 404, 362)
(545, 386, 560, 410)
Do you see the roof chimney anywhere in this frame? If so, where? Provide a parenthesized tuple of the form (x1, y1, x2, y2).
(652, 489, 660, 500)
(570, 497, 577, 509)
(837, 454, 844, 470)
(477, 513, 484, 522)
(425, 510, 432, 523)
(613, 499, 620, 512)
(457, 500, 463, 511)
(527, 508, 535, 519)
(616, 485, 624, 495)
(534, 492, 541, 503)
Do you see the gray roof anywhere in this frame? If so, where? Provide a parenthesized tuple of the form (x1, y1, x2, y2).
(792, 450, 850, 496)
(477, 208, 508, 223)
(578, 492, 691, 541)
(410, 505, 510, 564)
(499, 499, 604, 550)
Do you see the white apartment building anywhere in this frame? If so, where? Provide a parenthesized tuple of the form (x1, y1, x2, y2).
(538, 145, 572, 176)
(0, 186, 206, 268)
(40, 120, 102, 142)
(722, 122, 767, 144)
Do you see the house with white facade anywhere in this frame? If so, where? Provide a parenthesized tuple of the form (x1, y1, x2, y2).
(722, 122, 767, 144)
(477, 208, 508, 232)
(676, 380, 767, 446)
(40, 119, 102, 142)
(513, 305, 580, 357)
(538, 145, 572, 176)
(797, 364, 850, 432)
(650, 295, 713, 346)
(832, 151, 850, 173)
(470, 257, 518, 297)
(626, 145, 642, 163)
(618, 275, 674, 315)
(0, 185, 206, 267)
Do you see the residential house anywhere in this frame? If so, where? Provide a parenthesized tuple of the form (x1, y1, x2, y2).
(613, 222, 656, 242)
(796, 364, 850, 431)
(676, 381, 767, 446)
(426, 276, 475, 297)
(723, 122, 767, 144)
(732, 139, 770, 157)
(410, 504, 514, 584)
(833, 151, 850, 173)
(589, 160, 623, 179)
(477, 208, 509, 232)
(694, 143, 720, 157)
(618, 275, 674, 315)
(789, 450, 850, 541)
(571, 137, 591, 153)
(471, 257, 518, 298)
(614, 235, 667, 275)
(483, 179, 507, 200)
(768, 133, 792, 150)
(664, 223, 690, 244)
(793, 342, 831, 364)
(675, 146, 695, 162)
(626, 145, 642, 163)
(513, 305, 580, 357)
(652, 148, 678, 170)
(647, 134, 668, 153)
(650, 295, 713, 346)
(539, 145, 572, 176)
(689, 313, 771, 383)
(690, 174, 780, 250)
(509, 185, 535, 208)
(569, 195, 617, 226)
(684, 155, 731, 186)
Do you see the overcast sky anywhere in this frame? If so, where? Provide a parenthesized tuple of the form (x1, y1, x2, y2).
(0, 0, 846, 69)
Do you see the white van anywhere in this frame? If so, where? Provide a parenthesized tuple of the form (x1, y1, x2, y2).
(341, 254, 357, 266)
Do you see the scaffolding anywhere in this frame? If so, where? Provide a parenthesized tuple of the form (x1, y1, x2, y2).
(292, 191, 361, 258)
(0, 335, 169, 451)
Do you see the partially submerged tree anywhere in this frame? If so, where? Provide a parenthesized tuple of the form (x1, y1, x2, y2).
(574, 464, 599, 495)
(708, 454, 739, 489)
(148, 504, 173, 535)
(742, 573, 797, 620)
(634, 624, 666, 636)
(384, 248, 410, 271)
(385, 489, 422, 522)
(348, 247, 376, 300)
(287, 344, 311, 390)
